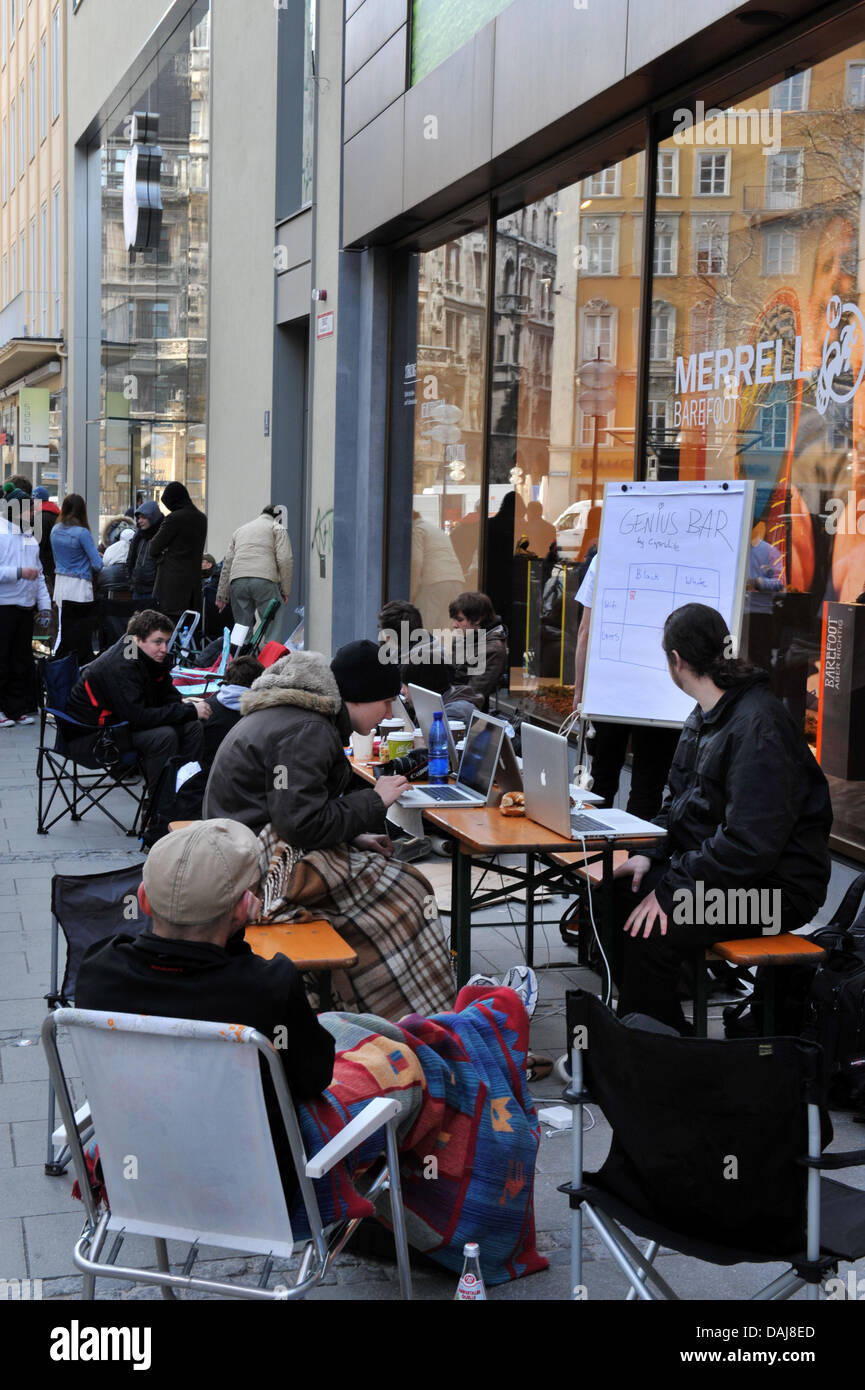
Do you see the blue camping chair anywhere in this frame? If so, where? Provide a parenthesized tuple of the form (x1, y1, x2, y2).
(36, 654, 148, 837)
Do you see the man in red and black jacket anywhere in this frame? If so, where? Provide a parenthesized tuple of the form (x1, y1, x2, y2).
(65, 609, 210, 793)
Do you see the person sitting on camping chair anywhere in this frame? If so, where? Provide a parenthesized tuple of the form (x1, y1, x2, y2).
(64, 609, 210, 795)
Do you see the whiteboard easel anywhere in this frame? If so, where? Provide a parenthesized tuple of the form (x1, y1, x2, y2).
(581, 479, 756, 727)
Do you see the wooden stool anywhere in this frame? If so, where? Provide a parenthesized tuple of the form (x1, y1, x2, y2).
(693, 933, 826, 1037)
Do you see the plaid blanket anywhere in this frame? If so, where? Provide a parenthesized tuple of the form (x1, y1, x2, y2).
(256, 830, 454, 1021)
(295, 985, 549, 1285)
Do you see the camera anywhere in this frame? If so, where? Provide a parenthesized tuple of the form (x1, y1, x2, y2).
(373, 749, 429, 781)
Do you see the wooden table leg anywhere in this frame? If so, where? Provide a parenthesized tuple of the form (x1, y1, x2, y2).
(454, 846, 472, 989)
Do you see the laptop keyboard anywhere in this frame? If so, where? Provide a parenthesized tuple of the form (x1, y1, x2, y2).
(570, 813, 617, 835)
(421, 786, 476, 802)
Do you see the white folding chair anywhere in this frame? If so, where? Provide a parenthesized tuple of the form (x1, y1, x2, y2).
(42, 1008, 413, 1300)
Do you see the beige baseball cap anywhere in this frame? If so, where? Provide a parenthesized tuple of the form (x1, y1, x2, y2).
(143, 819, 261, 925)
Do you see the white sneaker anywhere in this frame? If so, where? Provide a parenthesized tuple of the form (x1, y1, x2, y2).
(465, 972, 500, 992)
(15, 715, 34, 726)
(502, 965, 539, 1018)
(0, 712, 14, 729)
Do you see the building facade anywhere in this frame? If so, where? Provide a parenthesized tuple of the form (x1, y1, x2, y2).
(0, 0, 65, 494)
(335, 0, 865, 861)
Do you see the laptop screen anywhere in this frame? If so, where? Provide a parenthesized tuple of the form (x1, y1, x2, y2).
(456, 715, 505, 796)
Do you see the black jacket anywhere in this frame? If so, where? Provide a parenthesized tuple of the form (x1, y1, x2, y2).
(75, 930, 335, 1199)
(649, 674, 832, 921)
(203, 651, 386, 849)
(66, 636, 198, 732)
(147, 502, 207, 615)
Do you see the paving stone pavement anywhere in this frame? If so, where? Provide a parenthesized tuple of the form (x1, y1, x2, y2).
(1, 721, 864, 1303)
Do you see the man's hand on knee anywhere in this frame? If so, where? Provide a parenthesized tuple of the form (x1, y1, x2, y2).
(623, 889, 668, 939)
(613, 853, 653, 892)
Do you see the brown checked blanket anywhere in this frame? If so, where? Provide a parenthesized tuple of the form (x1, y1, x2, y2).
(254, 826, 455, 1021)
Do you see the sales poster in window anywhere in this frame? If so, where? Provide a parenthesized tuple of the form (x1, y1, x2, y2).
(650, 40, 865, 851)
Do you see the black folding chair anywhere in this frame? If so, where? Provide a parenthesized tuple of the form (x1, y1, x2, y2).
(44, 864, 150, 1175)
(243, 597, 281, 656)
(36, 654, 148, 836)
(560, 990, 865, 1300)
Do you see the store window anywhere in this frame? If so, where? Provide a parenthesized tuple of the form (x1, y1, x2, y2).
(649, 38, 865, 856)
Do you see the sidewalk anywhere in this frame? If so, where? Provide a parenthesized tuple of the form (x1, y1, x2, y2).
(1, 721, 863, 1301)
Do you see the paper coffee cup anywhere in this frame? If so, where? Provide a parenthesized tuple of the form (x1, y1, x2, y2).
(351, 731, 374, 760)
(387, 732, 414, 760)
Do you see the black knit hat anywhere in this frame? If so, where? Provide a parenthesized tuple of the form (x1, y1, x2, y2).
(331, 639, 401, 703)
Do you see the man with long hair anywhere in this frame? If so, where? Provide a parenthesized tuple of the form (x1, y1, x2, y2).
(611, 602, 832, 1033)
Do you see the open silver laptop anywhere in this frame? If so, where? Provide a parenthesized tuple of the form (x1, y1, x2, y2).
(400, 710, 521, 808)
(521, 724, 665, 841)
(407, 684, 460, 772)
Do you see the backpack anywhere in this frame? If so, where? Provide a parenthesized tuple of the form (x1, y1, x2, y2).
(141, 754, 208, 850)
(724, 871, 865, 1109)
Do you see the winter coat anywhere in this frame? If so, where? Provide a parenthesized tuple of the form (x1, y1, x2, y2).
(147, 500, 207, 615)
(203, 650, 386, 850)
(36, 500, 59, 582)
(101, 514, 131, 550)
(410, 517, 463, 595)
(648, 673, 832, 922)
(65, 635, 198, 732)
(216, 513, 294, 604)
(0, 516, 51, 611)
(450, 619, 509, 709)
(128, 502, 163, 597)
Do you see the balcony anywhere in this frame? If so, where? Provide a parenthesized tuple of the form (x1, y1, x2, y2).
(496, 293, 530, 315)
(0, 291, 61, 348)
(742, 185, 802, 213)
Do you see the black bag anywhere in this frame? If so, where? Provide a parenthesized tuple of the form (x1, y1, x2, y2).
(91, 723, 134, 768)
(140, 754, 208, 849)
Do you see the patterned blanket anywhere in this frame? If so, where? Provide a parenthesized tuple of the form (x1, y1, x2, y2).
(295, 985, 548, 1285)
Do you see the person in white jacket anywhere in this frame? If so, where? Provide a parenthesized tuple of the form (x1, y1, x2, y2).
(0, 495, 51, 727)
(215, 505, 294, 633)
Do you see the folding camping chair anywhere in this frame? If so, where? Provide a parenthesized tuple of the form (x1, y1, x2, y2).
(43, 1008, 413, 1300)
(560, 990, 865, 1301)
(36, 654, 148, 837)
(44, 864, 150, 1175)
(243, 597, 281, 657)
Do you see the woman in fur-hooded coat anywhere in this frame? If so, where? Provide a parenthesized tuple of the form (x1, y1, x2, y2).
(203, 650, 454, 1020)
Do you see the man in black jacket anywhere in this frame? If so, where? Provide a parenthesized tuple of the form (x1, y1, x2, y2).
(66, 609, 209, 793)
(147, 482, 207, 625)
(611, 602, 832, 1033)
(75, 819, 335, 1200)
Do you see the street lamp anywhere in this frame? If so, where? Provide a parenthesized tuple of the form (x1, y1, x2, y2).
(576, 351, 619, 506)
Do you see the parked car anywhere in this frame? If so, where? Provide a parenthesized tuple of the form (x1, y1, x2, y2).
(554, 500, 593, 561)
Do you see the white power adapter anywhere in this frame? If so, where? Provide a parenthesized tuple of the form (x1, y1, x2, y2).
(538, 1105, 573, 1131)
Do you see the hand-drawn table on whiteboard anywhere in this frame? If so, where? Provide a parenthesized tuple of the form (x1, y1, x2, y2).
(582, 480, 756, 726)
(599, 562, 721, 672)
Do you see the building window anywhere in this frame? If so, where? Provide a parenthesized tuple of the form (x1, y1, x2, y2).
(18, 232, 23, 292)
(771, 72, 809, 111)
(9, 0, 14, 39)
(445, 309, 463, 355)
(581, 301, 615, 361)
(846, 61, 865, 108)
(762, 227, 798, 276)
(689, 302, 713, 355)
(29, 60, 35, 158)
(1, 118, 5, 201)
(51, 7, 59, 120)
(1, 0, 4, 62)
(585, 167, 619, 197)
(10, 98, 15, 185)
(653, 224, 677, 275)
(694, 223, 727, 275)
(40, 35, 46, 141)
(52, 184, 59, 333)
(766, 150, 802, 209)
(696, 151, 729, 195)
(29, 219, 35, 331)
(647, 397, 670, 442)
(584, 223, 619, 275)
(40, 203, 47, 334)
(650, 304, 675, 361)
(10, 244, 15, 299)
(1, 254, 6, 307)
(190, 99, 203, 139)
(19, 81, 24, 171)
(759, 398, 788, 450)
(657, 150, 679, 196)
(580, 409, 611, 446)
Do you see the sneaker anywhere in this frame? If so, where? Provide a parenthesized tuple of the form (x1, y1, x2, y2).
(15, 715, 34, 726)
(465, 972, 500, 992)
(391, 835, 432, 864)
(0, 712, 14, 729)
(502, 965, 539, 1018)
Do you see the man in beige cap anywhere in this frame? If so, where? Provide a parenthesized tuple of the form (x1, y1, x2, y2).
(75, 820, 335, 1196)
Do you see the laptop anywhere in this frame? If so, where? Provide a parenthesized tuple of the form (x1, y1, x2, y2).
(408, 684, 460, 772)
(400, 710, 522, 808)
(521, 724, 665, 841)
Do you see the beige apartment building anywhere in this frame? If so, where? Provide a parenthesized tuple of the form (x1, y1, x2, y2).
(0, 0, 65, 493)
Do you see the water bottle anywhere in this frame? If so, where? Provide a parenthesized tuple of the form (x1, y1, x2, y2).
(428, 711, 449, 784)
(455, 1242, 486, 1300)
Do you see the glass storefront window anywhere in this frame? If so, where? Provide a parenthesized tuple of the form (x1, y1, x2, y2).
(650, 41, 865, 854)
(97, 0, 210, 531)
(407, 231, 487, 634)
